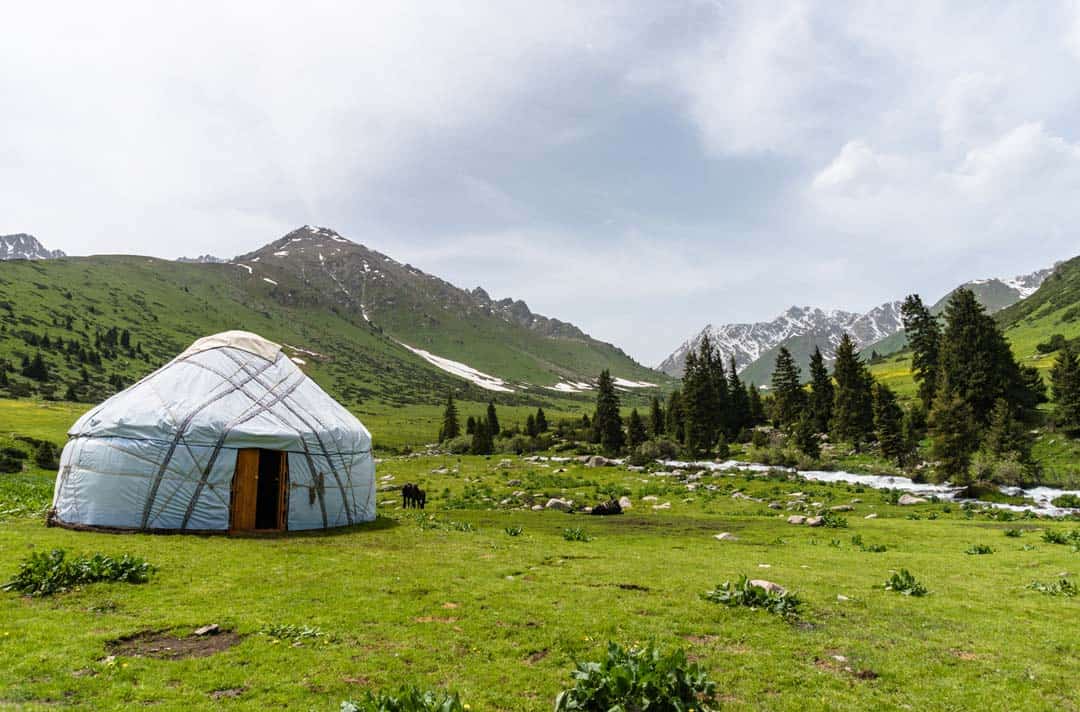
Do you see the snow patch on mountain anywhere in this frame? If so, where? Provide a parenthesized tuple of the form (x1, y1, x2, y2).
(398, 342, 514, 392)
(0, 234, 65, 260)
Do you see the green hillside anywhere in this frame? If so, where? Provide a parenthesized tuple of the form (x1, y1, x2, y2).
(0, 252, 662, 446)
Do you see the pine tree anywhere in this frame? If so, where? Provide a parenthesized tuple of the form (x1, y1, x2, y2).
(938, 288, 1026, 424)
(747, 383, 765, 425)
(770, 346, 804, 428)
(648, 396, 665, 438)
(902, 294, 941, 410)
(466, 416, 476, 435)
(0, 367, 7, 388)
(831, 334, 875, 449)
(486, 401, 500, 436)
(665, 389, 685, 443)
(627, 408, 647, 449)
(120, 329, 131, 349)
(438, 393, 460, 442)
(471, 419, 493, 455)
(726, 356, 751, 437)
(682, 349, 717, 455)
(63, 383, 78, 402)
(594, 370, 625, 455)
(928, 374, 979, 483)
(535, 408, 548, 433)
(982, 398, 1032, 464)
(21, 352, 49, 382)
(525, 414, 538, 437)
(1050, 346, 1080, 434)
(873, 383, 907, 466)
(794, 410, 820, 459)
(807, 346, 834, 434)
(715, 433, 730, 459)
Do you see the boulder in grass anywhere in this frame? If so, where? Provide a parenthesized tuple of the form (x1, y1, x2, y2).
(590, 499, 623, 516)
(618, 496, 633, 510)
(830, 504, 854, 512)
(714, 532, 738, 541)
(545, 498, 573, 512)
(787, 515, 807, 525)
(898, 494, 928, 506)
(806, 516, 824, 527)
(864, 513, 878, 519)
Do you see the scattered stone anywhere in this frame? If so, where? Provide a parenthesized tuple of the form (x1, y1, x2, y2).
(851, 498, 863, 504)
(531, 504, 543, 511)
(618, 496, 633, 510)
(652, 502, 671, 510)
(590, 499, 623, 516)
(626, 465, 645, 472)
(830, 505, 854, 512)
(806, 516, 824, 527)
(837, 595, 850, 602)
(545, 498, 572, 512)
(642, 495, 659, 502)
(768, 502, 782, 510)
(787, 515, 807, 525)
(748, 579, 786, 595)
(898, 494, 928, 505)
(193, 624, 220, 637)
(586, 455, 615, 467)
(864, 513, 878, 519)
(714, 532, 738, 541)
(498, 459, 514, 468)
(506, 479, 522, 486)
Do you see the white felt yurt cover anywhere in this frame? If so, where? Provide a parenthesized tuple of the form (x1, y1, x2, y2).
(50, 331, 375, 532)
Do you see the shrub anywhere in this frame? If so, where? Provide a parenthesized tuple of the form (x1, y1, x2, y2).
(965, 544, 994, 555)
(562, 527, 592, 542)
(819, 511, 848, 529)
(3, 549, 154, 597)
(626, 439, 679, 467)
(1026, 578, 1077, 597)
(33, 441, 60, 470)
(553, 642, 717, 712)
(441, 436, 472, 455)
(883, 569, 928, 596)
(750, 429, 769, 448)
(703, 575, 802, 620)
(1051, 493, 1080, 508)
(0, 450, 23, 474)
(504, 526, 522, 537)
(342, 686, 465, 712)
(1042, 529, 1069, 545)
(1004, 528, 1023, 538)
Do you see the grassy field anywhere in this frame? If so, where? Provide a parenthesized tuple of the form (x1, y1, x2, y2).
(3, 445, 1079, 710)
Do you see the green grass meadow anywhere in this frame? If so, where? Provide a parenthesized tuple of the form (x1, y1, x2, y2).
(2, 434, 1079, 709)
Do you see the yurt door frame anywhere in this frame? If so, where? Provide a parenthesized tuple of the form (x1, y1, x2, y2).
(230, 449, 288, 533)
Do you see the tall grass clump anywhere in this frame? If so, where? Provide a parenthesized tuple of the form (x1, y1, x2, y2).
(554, 642, 717, 712)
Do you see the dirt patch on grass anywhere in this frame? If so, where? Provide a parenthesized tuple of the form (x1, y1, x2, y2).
(414, 616, 458, 624)
(107, 629, 242, 660)
(950, 649, 979, 661)
(814, 654, 878, 681)
(209, 687, 246, 700)
(524, 648, 549, 665)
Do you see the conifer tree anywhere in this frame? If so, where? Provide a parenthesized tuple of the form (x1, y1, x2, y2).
(471, 418, 493, 455)
(22, 352, 48, 382)
(831, 334, 875, 448)
(648, 396, 665, 438)
(747, 383, 765, 425)
(726, 356, 751, 437)
(535, 408, 548, 433)
(901, 294, 941, 409)
(525, 414, 538, 437)
(794, 410, 820, 459)
(466, 415, 476, 435)
(0, 367, 7, 388)
(665, 389, 685, 443)
(872, 383, 907, 466)
(938, 288, 1026, 423)
(627, 408, 647, 449)
(594, 370, 625, 455)
(438, 393, 460, 442)
(1050, 346, 1080, 434)
(770, 346, 804, 428)
(928, 374, 979, 483)
(982, 398, 1033, 464)
(715, 433, 730, 459)
(63, 383, 78, 401)
(682, 349, 717, 455)
(486, 401, 501, 436)
(807, 346, 834, 434)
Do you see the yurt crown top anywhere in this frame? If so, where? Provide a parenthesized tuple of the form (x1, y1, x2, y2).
(178, 331, 282, 362)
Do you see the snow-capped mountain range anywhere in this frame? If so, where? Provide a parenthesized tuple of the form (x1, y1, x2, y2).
(658, 265, 1055, 378)
(0, 233, 65, 260)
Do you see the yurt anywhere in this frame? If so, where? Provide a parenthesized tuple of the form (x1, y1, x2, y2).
(49, 331, 375, 533)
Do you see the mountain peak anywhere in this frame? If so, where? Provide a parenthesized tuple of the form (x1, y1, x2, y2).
(0, 233, 65, 260)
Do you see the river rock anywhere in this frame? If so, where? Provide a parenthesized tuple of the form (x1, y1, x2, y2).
(498, 459, 514, 468)
(806, 516, 824, 527)
(830, 504, 854, 512)
(586, 455, 615, 467)
(898, 494, 928, 505)
(531, 504, 544, 511)
(787, 515, 806, 525)
(714, 532, 738, 541)
(618, 496, 633, 509)
(748, 580, 786, 595)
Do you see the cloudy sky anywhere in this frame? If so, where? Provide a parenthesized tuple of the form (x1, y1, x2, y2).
(4, 1, 1080, 365)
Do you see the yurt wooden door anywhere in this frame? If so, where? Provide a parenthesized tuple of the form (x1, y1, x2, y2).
(230, 449, 288, 532)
